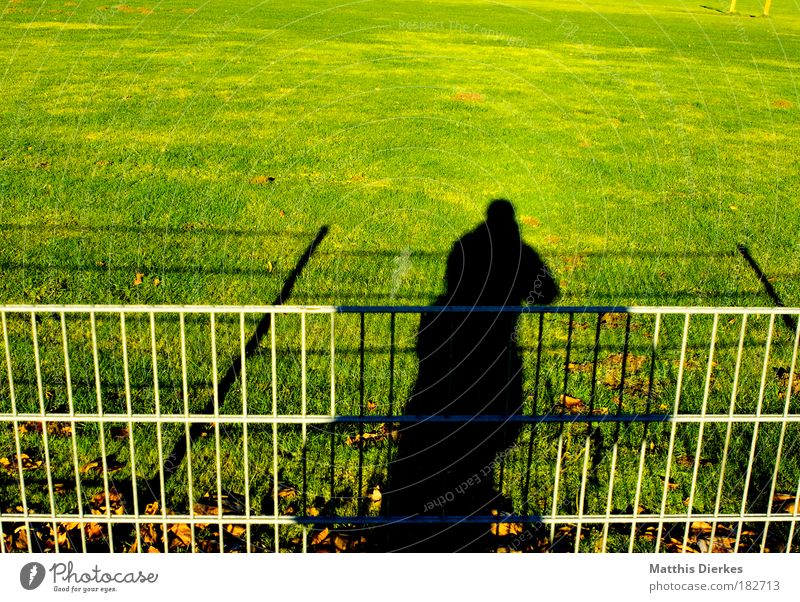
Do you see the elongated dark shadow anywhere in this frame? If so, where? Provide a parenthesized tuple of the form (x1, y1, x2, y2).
(143, 226, 329, 499)
(737, 244, 797, 332)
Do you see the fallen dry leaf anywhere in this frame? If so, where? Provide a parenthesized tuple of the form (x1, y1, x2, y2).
(0, 453, 43, 472)
(169, 523, 192, 549)
(249, 175, 275, 185)
(81, 455, 123, 474)
(453, 91, 483, 102)
(559, 394, 584, 413)
(659, 475, 679, 491)
(311, 528, 330, 546)
(110, 426, 129, 440)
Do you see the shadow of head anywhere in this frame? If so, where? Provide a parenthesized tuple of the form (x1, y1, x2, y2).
(444, 199, 557, 308)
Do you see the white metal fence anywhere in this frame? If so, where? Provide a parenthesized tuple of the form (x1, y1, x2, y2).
(0, 304, 799, 553)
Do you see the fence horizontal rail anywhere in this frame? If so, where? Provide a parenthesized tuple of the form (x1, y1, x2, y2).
(1, 513, 798, 526)
(2, 413, 800, 424)
(2, 304, 800, 315)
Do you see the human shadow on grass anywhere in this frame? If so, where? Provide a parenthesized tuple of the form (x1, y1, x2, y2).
(383, 199, 559, 552)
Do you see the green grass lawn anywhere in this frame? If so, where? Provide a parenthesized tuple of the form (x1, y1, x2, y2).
(1, 0, 800, 552)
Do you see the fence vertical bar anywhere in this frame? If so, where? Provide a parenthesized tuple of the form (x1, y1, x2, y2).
(711, 313, 747, 552)
(329, 313, 336, 514)
(358, 312, 365, 506)
(149, 312, 168, 553)
(120, 313, 141, 554)
(385, 312, 396, 500)
(763, 319, 800, 550)
(240, 312, 251, 552)
(62, 312, 87, 552)
(330, 313, 336, 417)
(788, 476, 800, 552)
(654, 313, 690, 552)
(301, 312, 308, 552)
(735, 313, 775, 552)
(550, 312, 573, 546)
(31, 312, 58, 551)
(178, 312, 195, 553)
(682, 313, 718, 551)
(602, 313, 633, 552)
(210, 312, 223, 553)
(628, 313, 662, 552)
(2, 311, 32, 552)
(271, 312, 279, 552)
(575, 313, 602, 552)
(90, 312, 115, 552)
(522, 313, 544, 517)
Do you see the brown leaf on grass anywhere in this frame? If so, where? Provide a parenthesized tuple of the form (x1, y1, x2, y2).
(558, 394, 584, 413)
(775, 367, 800, 397)
(193, 491, 245, 516)
(90, 488, 126, 515)
(696, 535, 736, 553)
(143, 524, 159, 547)
(133, 272, 144, 286)
(169, 523, 192, 549)
(14, 526, 29, 551)
(690, 521, 713, 533)
(677, 454, 713, 468)
(249, 175, 275, 185)
(773, 492, 799, 514)
(47, 422, 73, 437)
(561, 255, 587, 273)
(345, 424, 399, 447)
(662, 537, 697, 553)
(110, 426, 129, 440)
(224, 524, 246, 538)
(453, 91, 483, 102)
(81, 455, 123, 474)
(368, 485, 382, 506)
(277, 483, 297, 499)
(600, 313, 627, 328)
(116, 4, 154, 15)
(659, 475, 679, 491)
(17, 421, 42, 435)
(567, 362, 593, 374)
(520, 216, 541, 228)
(771, 99, 793, 109)
(490, 521, 523, 538)
(85, 522, 105, 541)
(311, 528, 330, 546)
(0, 453, 43, 472)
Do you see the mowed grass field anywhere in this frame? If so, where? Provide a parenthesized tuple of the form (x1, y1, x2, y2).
(1, 0, 799, 306)
(1, 0, 800, 553)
